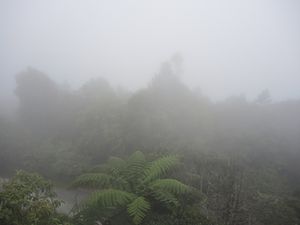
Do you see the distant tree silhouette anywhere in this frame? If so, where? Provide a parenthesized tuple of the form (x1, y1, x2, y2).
(255, 89, 272, 104)
(15, 67, 60, 136)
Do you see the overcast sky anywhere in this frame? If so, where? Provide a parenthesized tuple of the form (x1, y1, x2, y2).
(1, 0, 300, 101)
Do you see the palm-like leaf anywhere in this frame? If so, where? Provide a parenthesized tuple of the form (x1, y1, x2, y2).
(150, 189, 179, 207)
(112, 176, 130, 190)
(125, 151, 146, 181)
(71, 173, 113, 188)
(149, 179, 190, 194)
(143, 155, 180, 183)
(72, 152, 189, 225)
(86, 189, 136, 208)
(127, 197, 150, 225)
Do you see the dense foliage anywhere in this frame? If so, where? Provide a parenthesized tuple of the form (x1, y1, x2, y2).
(71, 151, 190, 225)
(1, 59, 300, 224)
(0, 171, 70, 225)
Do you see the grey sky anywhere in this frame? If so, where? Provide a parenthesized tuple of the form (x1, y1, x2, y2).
(1, 0, 300, 101)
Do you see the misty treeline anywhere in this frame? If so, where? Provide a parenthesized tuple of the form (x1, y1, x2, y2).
(1, 58, 300, 225)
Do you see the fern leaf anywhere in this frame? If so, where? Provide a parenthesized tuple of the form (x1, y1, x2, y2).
(127, 197, 150, 225)
(125, 151, 146, 181)
(143, 155, 180, 183)
(150, 189, 179, 207)
(149, 179, 190, 194)
(86, 189, 136, 208)
(71, 173, 113, 188)
(112, 176, 130, 190)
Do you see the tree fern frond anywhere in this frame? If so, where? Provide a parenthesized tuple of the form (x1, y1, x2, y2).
(150, 189, 179, 207)
(149, 179, 190, 194)
(71, 173, 113, 188)
(143, 155, 180, 183)
(127, 196, 150, 225)
(125, 151, 147, 181)
(86, 189, 136, 208)
(112, 176, 130, 190)
(71, 152, 191, 222)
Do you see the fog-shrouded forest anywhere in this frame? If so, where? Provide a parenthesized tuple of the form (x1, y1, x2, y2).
(1, 59, 300, 225)
(1, 1, 300, 225)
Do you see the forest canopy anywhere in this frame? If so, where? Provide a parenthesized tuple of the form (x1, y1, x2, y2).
(0, 57, 300, 225)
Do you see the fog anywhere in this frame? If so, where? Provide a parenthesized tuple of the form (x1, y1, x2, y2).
(1, 0, 300, 103)
(1, 1, 300, 225)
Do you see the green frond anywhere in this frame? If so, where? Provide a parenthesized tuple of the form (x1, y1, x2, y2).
(71, 152, 188, 222)
(71, 173, 113, 188)
(150, 189, 179, 207)
(143, 155, 180, 183)
(112, 176, 130, 190)
(127, 196, 150, 225)
(149, 179, 190, 194)
(86, 189, 136, 208)
(125, 151, 147, 181)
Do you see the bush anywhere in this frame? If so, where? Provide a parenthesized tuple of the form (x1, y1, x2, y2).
(0, 170, 71, 225)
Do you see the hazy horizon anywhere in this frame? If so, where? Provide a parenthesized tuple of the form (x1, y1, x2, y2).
(1, 2, 300, 224)
(1, 0, 300, 102)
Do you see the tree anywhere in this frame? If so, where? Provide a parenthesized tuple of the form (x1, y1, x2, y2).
(0, 170, 70, 225)
(15, 68, 60, 137)
(255, 89, 272, 104)
(71, 151, 190, 225)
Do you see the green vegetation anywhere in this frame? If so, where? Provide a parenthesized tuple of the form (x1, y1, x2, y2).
(71, 152, 189, 224)
(0, 171, 70, 225)
(1, 60, 300, 224)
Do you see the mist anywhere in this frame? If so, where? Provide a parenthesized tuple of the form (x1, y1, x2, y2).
(1, 1, 300, 225)
(1, 0, 300, 101)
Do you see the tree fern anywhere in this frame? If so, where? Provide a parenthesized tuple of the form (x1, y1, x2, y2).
(127, 197, 150, 225)
(149, 179, 190, 194)
(112, 176, 130, 190)
(86, 189, 136, 208)
(150, 188, 179, 207)
(125, 151, 146, 181)
(143, 155, 180, 183)
(71, 173, 113, 188)
(72, 152, 190, 225)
